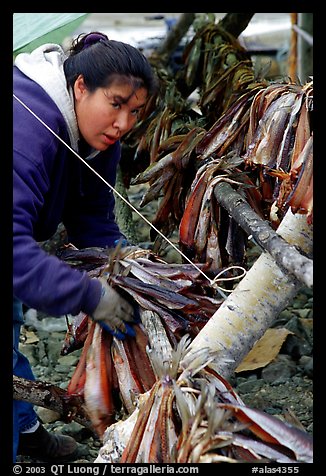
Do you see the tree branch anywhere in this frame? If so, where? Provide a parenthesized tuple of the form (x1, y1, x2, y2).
(13, 375, 93, 431)
(214, 181, 313, 288)
(218, 13, 255, 38)
(150, 13, 195, 66)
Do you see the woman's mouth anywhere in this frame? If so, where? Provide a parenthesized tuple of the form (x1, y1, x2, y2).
(102, 134, 118, 145)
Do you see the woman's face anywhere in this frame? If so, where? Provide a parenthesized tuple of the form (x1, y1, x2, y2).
(74, 75, 148, 151)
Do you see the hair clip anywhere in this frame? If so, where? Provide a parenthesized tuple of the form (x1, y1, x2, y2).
(82, 32, 108, 50)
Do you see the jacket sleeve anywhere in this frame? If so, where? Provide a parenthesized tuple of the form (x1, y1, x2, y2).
(13, 151, 102, 316)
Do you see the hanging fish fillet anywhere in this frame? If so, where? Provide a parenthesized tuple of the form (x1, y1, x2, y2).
(84, 324, 116, 439)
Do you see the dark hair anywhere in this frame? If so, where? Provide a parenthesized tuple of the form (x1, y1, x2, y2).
(63, 31, 157, 96)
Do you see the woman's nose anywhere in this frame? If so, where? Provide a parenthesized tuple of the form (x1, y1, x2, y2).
(113, 111, 131, 133)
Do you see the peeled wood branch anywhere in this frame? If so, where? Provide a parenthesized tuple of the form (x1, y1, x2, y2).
(183, 208, 313, 379)
(13, 375, 93, 431)
(214, 181, 313, 288)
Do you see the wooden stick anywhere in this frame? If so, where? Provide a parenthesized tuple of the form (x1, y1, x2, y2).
(13, 375, 93, 431)
(214, 181, 313, 287)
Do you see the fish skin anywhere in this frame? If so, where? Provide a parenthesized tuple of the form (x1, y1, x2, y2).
(124, 324, 156, 391)
(179, 171, 210, 256)
(111, 337, 144, 414)
(84, 324, 115, 439)
(67, 319, 96, 397)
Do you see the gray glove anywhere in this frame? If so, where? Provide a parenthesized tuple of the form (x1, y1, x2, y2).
(91, 278, 134, 334)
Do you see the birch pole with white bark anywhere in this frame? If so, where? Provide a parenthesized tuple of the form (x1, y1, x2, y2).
(181, 208, 313, 379)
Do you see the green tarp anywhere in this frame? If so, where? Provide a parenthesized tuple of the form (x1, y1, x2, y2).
(13, 13, 89, 54)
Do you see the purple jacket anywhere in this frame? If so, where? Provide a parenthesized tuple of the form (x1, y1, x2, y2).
(13, 66, 124, 316)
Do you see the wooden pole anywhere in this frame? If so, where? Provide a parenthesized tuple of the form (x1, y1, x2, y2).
(214, 181, 313, 287)
(182, 209, 313, 379)
(288, 13, 298, 82)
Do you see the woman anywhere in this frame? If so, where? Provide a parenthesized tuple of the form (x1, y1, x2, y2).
(13, 31, 157, 462)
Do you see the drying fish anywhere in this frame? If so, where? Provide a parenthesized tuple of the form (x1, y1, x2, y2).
(131, 126, 206, 237)
(66, 319, 96, 399)
(59, 243, 223, 438)
(66, 317, 156, 439)
(58, 244, 221, 339)
(84, 324, 117, 439)
(243, 81, 313, 225)
(196, 86, 263, 160)
(111, 324, 156, 414)
(179, 155, 256, 270)
(275, 134, 313, 224)
(218, 403, 313, 463)
(244, 88, 302, 168)
(56, 244, 110, 271)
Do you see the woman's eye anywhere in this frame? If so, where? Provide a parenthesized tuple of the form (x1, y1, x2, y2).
(111, 103, 121, 110)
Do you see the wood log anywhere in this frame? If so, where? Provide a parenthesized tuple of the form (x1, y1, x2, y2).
(151, 13, 195, 65)
(214, 181, 313, 288)
(288, 13, 298, 81)
(13, 375, 93, 431)
(218, 13, 255, 38)
(182, 208, 313, 379)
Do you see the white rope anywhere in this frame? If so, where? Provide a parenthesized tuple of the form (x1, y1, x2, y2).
(13, 93, 246, 294)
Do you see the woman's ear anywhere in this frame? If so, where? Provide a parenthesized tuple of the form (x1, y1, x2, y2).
(73, 75, 87, 101)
